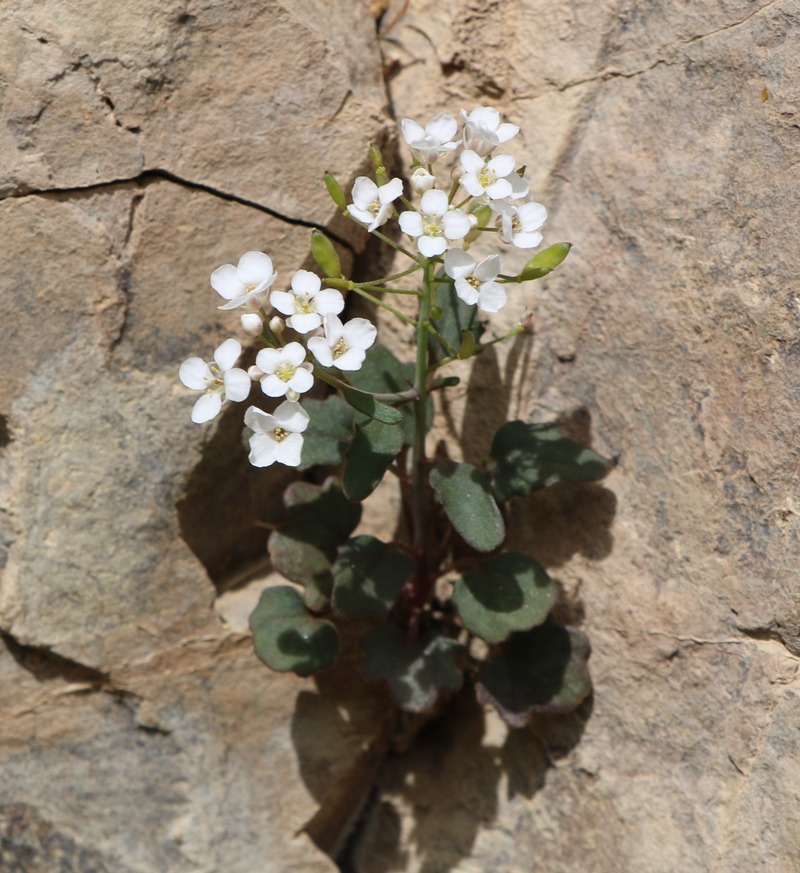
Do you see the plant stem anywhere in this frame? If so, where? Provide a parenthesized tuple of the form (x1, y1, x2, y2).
(409, 259, 434, 609)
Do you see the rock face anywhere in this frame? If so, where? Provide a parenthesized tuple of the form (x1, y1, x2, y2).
(2, 0, 799, 872)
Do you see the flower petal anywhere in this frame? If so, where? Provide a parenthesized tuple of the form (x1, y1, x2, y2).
(269, 290, 296, 316)
(288, 312, 323, 334)
(289, 366, 314, 393)
(213, 338, 242, 372)
(425, 112, 457, 143)
(255, 347, 281, 372)
(399, 211, 423, 237)
(342, 317, 377, 351)
(460, 150, 485, 174)
(273, 400, 310, 433)
(248, 432, 278, 467)
(352, 176, 379, 209)
(495, 122, 519, 143)
(469, 107, 500, 130)
(210, 264, 244, 300)
(513, 231, 544, 249)
(179, 357, 212, 390)
(401, 118, 426, 146)
(417, 235, 447, 258)
(444, 248, 476, 281)
(442, 210, 471, 240)
(519, 201, 548, 230)
(421, 188, 448, 217)
(454, 277, 479, 306)
(348, 204, 374, 225)
(191, 393, 222, 424)
(488, 154, 515, 177)
(261, 374, 289, 397)
(307, 336, 333, 367)
(244, 406, 276, 433)
(291, 270, 321, 295)
(223, 368, 251, 402)
(335, 349, 367, 371)
(477, 282, 507, 313)
(379, 177, 404, 203)
(274, 432, 304, 467)
(282, 342, 307, 366)
(474, 254, 502, 282)
(237, 251, 274, 286)
(485, 178, 513, 200)
(314, 289, 345, 316)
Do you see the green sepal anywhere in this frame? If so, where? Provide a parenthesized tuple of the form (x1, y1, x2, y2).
(429, 460, 505, 553)
(453, 552, 556, 643)
(268, 480, 361, 611)
(362, 624, 465, 712)
(515, 243, 572, 282)
(476, 622, 591, 727)
(250, 586, 339, 677)
(311, 229, 342, 278)
(341, 387, 402, 425)
(343, 417, 404, 502)
(331, 536, 413, 618)
(297, 395, 355, 470)
(489, 421, 609, 502)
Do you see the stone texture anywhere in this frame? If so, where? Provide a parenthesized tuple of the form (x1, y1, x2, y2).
(2, 0, 800, 870)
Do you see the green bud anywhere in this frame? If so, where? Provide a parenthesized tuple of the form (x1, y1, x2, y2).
(311, 230, 342, 278)
(437, 376, 461, 388)
(324, 172, 348, 212)
(517, 243, 572, 281)
(457, 329, 477, 360)
(369, 143, 389, 185)
(429, 305, 443, 321)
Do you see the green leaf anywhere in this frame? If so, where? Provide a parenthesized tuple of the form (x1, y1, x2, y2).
(297, 395, 355, 470)
(343, 418, 404, 501)
(428, 273, 486, 363)
(250, 586, 339, 677)
(331, 536, 413, 618)
(341, 387, 402, 425)
(453, 552, 556, 643)
(490, 421, 609, 502)
(311, 229, 342, 278)
(429, 460, 505, 552)
(348, 344, 427, 446)
(362, 624, 464, 712)
(269, 480, 361, 610)
(476, 623, 592, 727)
(516, 243, 572, 281)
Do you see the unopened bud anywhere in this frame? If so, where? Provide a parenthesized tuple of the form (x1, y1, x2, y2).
(520, 313, 535, 334)
(268, 316, 285, 335)
(240, 312, 264, 336)
(410, 167, 435, 194)
(285, 389, 300, 403)
(247, 364, 265, 380)
(369, 143, 389, 185)
(324, 172, 348, 212)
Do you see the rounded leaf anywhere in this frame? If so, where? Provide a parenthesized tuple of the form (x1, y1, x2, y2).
(430, 460, 505, 552)
(332, 536, 413, 618)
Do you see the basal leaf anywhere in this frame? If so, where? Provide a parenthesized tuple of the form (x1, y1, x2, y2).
(453, 552, 556, 643)
(362, 624, 465, 712)
(297, 395, 355, 470)
(332, 536, 413, 618)
(343, 417, 404, 502)
(490, 421, 609, 502)
(476, 622, 591, 727)
(250, 586, 339, 677)
(430, 460, 505, 552)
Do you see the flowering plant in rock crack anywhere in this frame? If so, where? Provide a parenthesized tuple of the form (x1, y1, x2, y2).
(179, 107, 611, 727)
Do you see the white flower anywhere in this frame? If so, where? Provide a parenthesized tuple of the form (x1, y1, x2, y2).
(496, 201, 548, 249)
(211, 251, 277, 311)
(461, 107, 519, 156)
(347, 177, 403, 231)
(398, 189, 472, 258)
(179, 338, 251, 424)
(401, 113, 459, 163)
(269, 270, 344, 333)
(254, 342, 314, 398)
(307, 315, 377, 371)
(460, 150, 516, 200)
(444, 250, 507, 313)
(244, 401, 309, 468)
(409, 167, 436, 194)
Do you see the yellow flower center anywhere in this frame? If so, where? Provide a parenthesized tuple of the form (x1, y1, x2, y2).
(276, 363, 296, 382)
(295, 296, 315, 315)
(245, 283, 257, 292)
(422, 216, 442, 237)
(467, 276, 481, 289)
(332, 338, 349, 360)
(271, 427, 289, 442)
(369, 198, 381, 216)
(478, 166, 496, 189)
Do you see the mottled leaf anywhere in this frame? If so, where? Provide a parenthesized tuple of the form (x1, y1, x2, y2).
(476, 623, 592, 727)
(343, 418, 404, 502)
(332, 536, 413, 618)
(250, 586, 338, 677)
(490, 421, 609, 502)
(362, 624, 465, 712)
(297, 395, 355, 470)
(430, 460, 505, 552)
(453, 552, 556, 643)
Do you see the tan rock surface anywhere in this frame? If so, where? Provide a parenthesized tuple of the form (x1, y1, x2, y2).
(2, 0, 800, 870)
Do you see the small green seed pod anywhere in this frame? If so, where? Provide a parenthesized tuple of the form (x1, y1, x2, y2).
(311, 230, 342, 278)
(324, 172, 348, 212)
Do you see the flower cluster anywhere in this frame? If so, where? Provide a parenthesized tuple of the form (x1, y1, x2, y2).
(179, 106, 550, 468)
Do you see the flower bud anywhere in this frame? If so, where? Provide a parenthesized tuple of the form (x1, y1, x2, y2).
(268, 316, 285, 335)
(310, 229, 342, 278)
(285, 388, 300, 403)
(410, 167, 435, 194)
(240, 312, 264, 336)
(369, 143, 389, 185)
(247, 364, 265, 380)
(324, 172, 348, 212)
